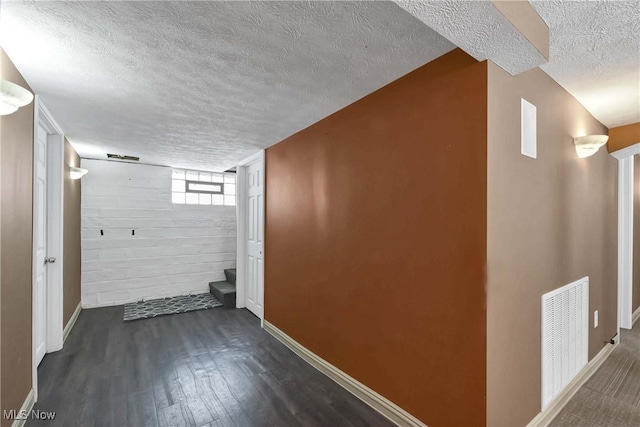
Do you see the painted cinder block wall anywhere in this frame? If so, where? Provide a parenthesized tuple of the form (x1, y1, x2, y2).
(265, 49, 488, 426)
(80, 159, 236, 307)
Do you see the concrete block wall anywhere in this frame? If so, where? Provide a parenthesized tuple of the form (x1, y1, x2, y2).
(81, 159, 236, 308)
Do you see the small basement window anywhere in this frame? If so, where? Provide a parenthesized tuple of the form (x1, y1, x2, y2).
(172, 169, 236, 206)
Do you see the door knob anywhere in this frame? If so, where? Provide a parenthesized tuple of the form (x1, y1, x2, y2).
(45, 257, 56, 264)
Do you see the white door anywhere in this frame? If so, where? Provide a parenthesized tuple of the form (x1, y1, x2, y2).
(34, 124, 48, 365)
(245, 160, 264, 319)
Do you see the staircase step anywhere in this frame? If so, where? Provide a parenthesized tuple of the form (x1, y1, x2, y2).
(224, 268, 236, 285)
(209, 280, 236, 308)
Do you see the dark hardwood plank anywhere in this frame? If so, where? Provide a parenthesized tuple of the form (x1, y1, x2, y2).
(126, 391, 159, 427)
(27, 306, 394, 427)
(158, 403, 190, 427)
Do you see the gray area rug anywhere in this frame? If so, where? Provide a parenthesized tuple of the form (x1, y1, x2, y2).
(123, 293, 223, 321)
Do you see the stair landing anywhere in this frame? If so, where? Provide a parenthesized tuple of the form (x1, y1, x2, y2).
(209, 268, 236, 308)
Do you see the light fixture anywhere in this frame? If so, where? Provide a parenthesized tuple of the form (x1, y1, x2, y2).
(0, 79, 34, 116)
(69, 167, 88, 180)
(573, 135, 609, 158)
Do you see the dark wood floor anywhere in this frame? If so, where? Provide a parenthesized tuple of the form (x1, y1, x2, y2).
(29, 306, 393, 427)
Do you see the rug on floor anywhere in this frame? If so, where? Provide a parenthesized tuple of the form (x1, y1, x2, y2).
(123, 293, 223, 321)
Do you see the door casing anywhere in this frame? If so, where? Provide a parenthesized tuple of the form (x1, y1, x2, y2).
(236, 150, 265, 323)
(611, 143, 639, 337)
(32, 97, 65, 401)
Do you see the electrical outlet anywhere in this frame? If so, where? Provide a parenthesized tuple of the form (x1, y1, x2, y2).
(594, 310, 599, 328)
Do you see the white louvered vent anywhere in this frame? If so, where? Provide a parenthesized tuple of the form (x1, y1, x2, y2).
(541, 277, 589, 409)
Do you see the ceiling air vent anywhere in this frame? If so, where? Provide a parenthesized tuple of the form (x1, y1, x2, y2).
(107, 153, 139, 161)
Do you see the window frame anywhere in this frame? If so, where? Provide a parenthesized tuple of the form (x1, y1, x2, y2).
(185, 180, 224, 195)
(171, 168, 236, 206)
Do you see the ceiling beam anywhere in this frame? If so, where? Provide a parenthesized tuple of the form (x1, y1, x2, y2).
(392, 0, 549, 75)
(609, 122, 640, 153)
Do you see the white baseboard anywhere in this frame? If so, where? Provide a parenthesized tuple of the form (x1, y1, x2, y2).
(82, 300, 126, 309)
(262, 320, 426, 427)
(633, 306, 640, 327)
(526, 340, 618, 427)
(11, 388, 35, 427)
(63, 302, 82, 344)
(81, 290, 211, 309)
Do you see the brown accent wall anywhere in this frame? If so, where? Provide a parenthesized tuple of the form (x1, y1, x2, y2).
(608, 122, 640, 153)
(63, 139, 81, 325)
(487, 62, 618, 426)
(634, 155, 640, 313)
(265, 49, 488, 426)
(0, 49, 34, 425)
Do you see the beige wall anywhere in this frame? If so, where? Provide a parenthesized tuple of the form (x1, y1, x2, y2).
(64, 139, 81, 324)
(0, 49, 34, 426)
(487, 62, 618, 426)
(634, 155, 640, 312)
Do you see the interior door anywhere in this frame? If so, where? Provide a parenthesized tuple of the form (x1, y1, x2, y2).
(34, 124, 48, 365)
(245, 160, 264, 319)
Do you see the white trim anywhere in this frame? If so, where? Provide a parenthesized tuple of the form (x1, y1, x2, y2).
(63, 303, 82, 344)
(236, 150, 265, 323)
(10, 388, 35, 427)
(616, 155, 634, 331)
(81, 290, 211, 309)
(235, 163, 248, 310)
(32, 97, 65, 401)
(611, 142, 640, 160)
(263, 320, 426, 427)
(46, 135, 64, 352)
(527, 339, 618, 427)
(633, 306, 640, 327)
(610, 143, 638, 338)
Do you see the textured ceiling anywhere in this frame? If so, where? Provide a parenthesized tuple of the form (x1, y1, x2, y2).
(0, 1, 454, 171)
(393, 0, 548, 75)
(531, 0, 640, 128)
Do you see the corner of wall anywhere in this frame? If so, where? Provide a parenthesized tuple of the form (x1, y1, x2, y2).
(486, 62, 618, 426)
(63, 139, 82, 325)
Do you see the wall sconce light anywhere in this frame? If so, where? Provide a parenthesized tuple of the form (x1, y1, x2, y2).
(70, 167, 88, 180)
(0, 79, 34, 116)
(573, 135, 609, 158)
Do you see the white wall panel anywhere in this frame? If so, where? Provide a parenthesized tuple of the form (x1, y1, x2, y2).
(81, 159, 236, 308)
